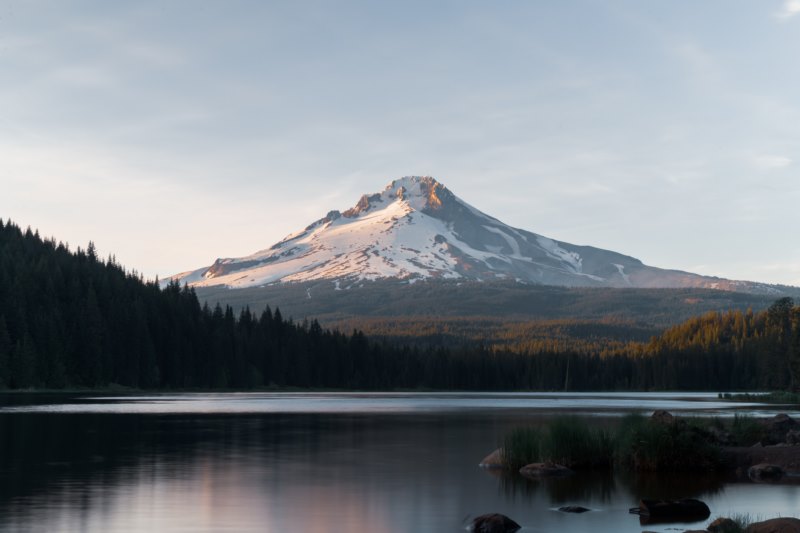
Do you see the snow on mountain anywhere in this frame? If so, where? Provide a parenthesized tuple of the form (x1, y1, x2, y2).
(168, 176, 783, 294)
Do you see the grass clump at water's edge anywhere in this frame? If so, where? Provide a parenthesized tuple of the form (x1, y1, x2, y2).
(726, 513, 761, 532)
(502, 413, 723, 472)
(614, 413, 721, 471)
(502, 427, 543, 470)
(501, 416, 613, 470)
(730, 413, 766, 446)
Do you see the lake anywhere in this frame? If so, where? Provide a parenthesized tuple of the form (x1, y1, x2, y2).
(0, 392, 798, 532)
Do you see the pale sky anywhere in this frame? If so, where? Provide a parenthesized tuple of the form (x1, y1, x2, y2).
(1, 1, 799, 286)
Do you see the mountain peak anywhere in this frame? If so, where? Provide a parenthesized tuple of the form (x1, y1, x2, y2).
(167, 176, 787, 296)
(340, 176, 450, 218)
(385, 176, 447, 210)
(386, 175, 441, 189)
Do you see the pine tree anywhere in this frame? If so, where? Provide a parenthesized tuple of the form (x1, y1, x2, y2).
(766, 297, 794, 389)
(10, 334, 37, 389)
(0, 316, 10, 388)
(80, 284, 105, 386)
(790, 307, 800, 392)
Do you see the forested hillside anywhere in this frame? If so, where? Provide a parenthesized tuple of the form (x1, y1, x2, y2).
(645, 300, 800, 390)
(197, 281, 784, 327)
(0, 220, 379, 390)
(0, 219, 798, 391)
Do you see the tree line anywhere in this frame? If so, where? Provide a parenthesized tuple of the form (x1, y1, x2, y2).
(0, 219, 798, 391)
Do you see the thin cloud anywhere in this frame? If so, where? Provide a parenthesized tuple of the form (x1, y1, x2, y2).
(752, 154, 792, 170)
(49, 65, 117, 88)
(123, 42, 187, 69)
(777, 0, 800, 19)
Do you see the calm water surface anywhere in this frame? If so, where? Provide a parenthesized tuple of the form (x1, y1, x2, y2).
(1, 392, 798, 533)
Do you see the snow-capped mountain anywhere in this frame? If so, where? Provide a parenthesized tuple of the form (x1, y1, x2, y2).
(169, 176, 781, 294)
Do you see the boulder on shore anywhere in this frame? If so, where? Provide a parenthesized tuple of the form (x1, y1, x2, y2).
(745, 517, 800, 533)
(651, 410, 675, 425)
(763, 414, 799, 445)
(708, 517, 740, 533)
(471, 513, 521, 533)
(519, 461, 574, 478)
(479, 448, 506, 469)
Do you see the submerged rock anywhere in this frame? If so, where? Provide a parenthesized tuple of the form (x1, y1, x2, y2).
(519, 461, 574, 478)
(558, 505, 590, 513)
(471, 513, 521, 533)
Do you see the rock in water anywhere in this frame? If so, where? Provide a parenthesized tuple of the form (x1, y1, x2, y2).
(745, 517, 800, 533)
(519, 462, 574, 478)
(631, 498, 710, 522)
(708, 517, 740, 532)
(471, 513, 521, 533)
(748, 463, 784, 481)
(479, 448, 506, 468)
(558, 505, 591, 513)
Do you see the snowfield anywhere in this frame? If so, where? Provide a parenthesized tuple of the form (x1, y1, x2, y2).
(166, 176, 786, 295)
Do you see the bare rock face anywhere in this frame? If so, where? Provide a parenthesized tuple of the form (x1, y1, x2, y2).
(745, 517, 800, 533)
(519, 461, 574, 478)
(471, 513, 521, 533)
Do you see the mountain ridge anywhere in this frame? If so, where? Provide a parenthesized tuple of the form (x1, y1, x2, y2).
(169, 176, 788, 295)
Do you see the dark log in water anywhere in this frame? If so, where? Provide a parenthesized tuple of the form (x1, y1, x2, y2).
(629, 498, 710, 525)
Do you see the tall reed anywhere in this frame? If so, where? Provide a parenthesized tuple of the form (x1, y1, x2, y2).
(502, 417, 612, 469)
(502, 413, 723, 472)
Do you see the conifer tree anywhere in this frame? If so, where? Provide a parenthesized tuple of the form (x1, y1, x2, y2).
(0, 316, 10, 388)
(10, 334, 37, 389)
(766, 297, 794, 389)
(790, 307, 800, 392)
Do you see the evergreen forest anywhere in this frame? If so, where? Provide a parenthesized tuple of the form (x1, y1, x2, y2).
(1, 219, 799, 391)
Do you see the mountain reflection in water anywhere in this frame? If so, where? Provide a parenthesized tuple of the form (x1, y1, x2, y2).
(0, 392, 798, 533)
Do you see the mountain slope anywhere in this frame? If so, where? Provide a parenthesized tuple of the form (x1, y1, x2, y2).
(170, 176, 783, 295)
